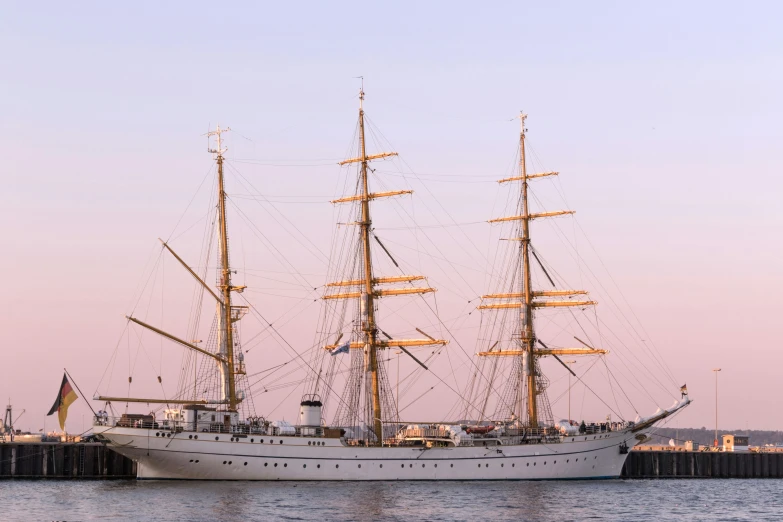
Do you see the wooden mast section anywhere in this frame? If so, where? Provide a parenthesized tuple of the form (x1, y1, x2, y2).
(480, 112, 602, 427)
(208, 125, 239, 412)
(327, 87, 447, 445)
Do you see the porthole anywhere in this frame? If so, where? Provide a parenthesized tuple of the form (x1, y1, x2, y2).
(223, 461, 227, 465)
(260, 439, 264, 443)
(358, 464, 362, 468)
(485, 463, 489, 468)
(195, 460, 199, 463)
(194, 435, 199, 440)
(410, 464, 413, 468)
(527, 463, 529, 467)
(534, 462, 536, 466)
(188, 435, 193, 439)
(501, 463, 504, 467)
(317, 464, 321, 469)
(512, 463, 515, 467)
(264, 463, 268, 467)
(215, 437, 219, 441)
(189, 459, 194, 463)
(567, 459, 570, 463)
(380, 464, 383, 468)
(229, 461, 232, 465)
(401, 464, 405, 468)
(544, 461, 547, 465)
(303, 464, 307, 468)
(576, 458, 579, 462)
(251, 438, 254, 443)
(450, 464, 454, 468)
(594, 456, 597, 459)
(274, 463, 278, 467)
(554, 461, 557, 464)
(477, 463, 481, 468)
(279, 440, 283, 444)
(422, 464, 425, 468)
(434, 464, 437, 468)
(244, 462, 247, 466)
(336, 464, 339, 469)
(308, 441, 312, 446)
(284, 463, 287, 467)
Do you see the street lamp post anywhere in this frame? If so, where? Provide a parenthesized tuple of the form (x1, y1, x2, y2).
(713, 368, 721, 447)
(565, 360, 576, 421)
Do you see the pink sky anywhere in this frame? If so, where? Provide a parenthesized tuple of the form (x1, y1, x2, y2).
(2, 2, 781, 433)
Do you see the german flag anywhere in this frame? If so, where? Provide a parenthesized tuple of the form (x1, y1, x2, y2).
(47, 373, 78, 431)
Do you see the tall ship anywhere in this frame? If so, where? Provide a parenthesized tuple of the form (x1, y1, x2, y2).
(93, 89, 690, 479)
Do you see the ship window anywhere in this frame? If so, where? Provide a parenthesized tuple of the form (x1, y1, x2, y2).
(317, 464, 321, 469)
(526, 463, 529, 467)
(567, 459, 570, 463)
(260, 439, 264, 443)
(422, 464, 425, 468)
(501, 463, 504, 467)
(251, 439, 254, 443)
(189, 459, 193, 463)
(212, 415, 215, 422)
(576, 458, 579, 462)
(434, 464, 437, 468)
(244, 462, 247, 466)
(358, 464, 361, 468)
(477, 463, 481, 468)
(284, 463, 287, 467)
(303, 464, 306, 468)
(279, 440, 283, 444)
(229, 461, 232, 465)
(410, 464, 413, 468)
(554, 461, 557, 464)
(223, 461, 227, 464)
(401, 464, 405, 468)
(336, 464, 339, 468)
(450, 464, 453, 468)
(195, 460, 199, 463)
(189, 435, 192, 439)
(308, 441, 311, 446)
(274, 463, 278, 467)
(264, 463, 268, 467)
(512, 463, 515, 467)
(533, 462, 536, 466)
(194, 435, 198, 440)
(380, 464, 383, 468)
(485, 464, 489, 468)
(215, 437, 219, 441)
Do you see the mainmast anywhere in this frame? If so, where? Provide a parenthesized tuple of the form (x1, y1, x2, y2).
(323, 86, 448, 445)
(208, 125, 239, 412)
(357, 88, 384, 443)
(518, 113, 538, 426)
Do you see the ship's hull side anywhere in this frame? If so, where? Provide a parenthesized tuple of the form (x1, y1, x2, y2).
(95, 425, 638, 480)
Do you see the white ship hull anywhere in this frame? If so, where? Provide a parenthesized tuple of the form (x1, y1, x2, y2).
(94, 425, 639, 480)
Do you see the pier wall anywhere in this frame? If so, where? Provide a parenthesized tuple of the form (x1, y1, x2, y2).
(0, 443, 135, 478)
(622, 450, 783, 478)
(4, 444, 783, 479)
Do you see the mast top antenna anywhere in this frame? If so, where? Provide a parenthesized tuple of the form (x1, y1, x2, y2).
(206, 124, 231, 156)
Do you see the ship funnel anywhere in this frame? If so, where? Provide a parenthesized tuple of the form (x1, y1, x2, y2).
(298, 394, 323, 427)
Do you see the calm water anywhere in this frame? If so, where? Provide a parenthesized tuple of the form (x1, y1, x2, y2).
(1, 479, 781, 521)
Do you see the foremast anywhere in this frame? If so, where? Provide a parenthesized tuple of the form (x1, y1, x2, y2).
(479, 112, 604, 427)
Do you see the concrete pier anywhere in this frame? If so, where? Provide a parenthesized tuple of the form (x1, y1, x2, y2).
(0, 443, 135, 478)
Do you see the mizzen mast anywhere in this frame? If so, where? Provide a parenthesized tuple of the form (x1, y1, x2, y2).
(208, 125, 239, 412)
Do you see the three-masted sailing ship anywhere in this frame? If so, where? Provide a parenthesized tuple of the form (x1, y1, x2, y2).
(93, 90, 690, 480)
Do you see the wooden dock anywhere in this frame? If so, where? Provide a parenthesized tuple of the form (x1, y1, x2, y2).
(0, 443, 135, 478)
(621, 449, 783, 478)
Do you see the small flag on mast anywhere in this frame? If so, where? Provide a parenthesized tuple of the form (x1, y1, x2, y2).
(47, 373, 79, 431)
(330, 342, 350, 356)
(680, 384, 688, 397)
